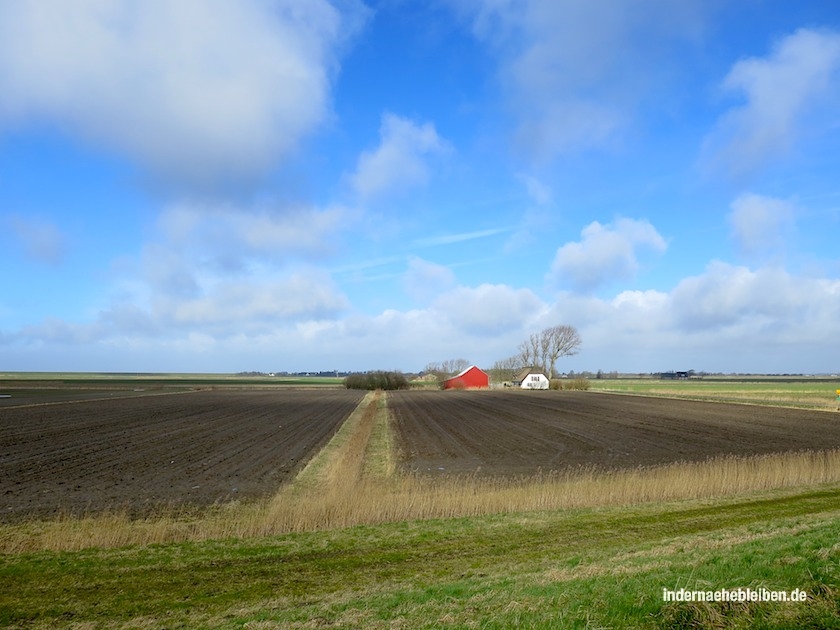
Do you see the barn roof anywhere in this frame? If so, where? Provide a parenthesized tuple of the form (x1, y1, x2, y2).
(451, 365, 487, 379)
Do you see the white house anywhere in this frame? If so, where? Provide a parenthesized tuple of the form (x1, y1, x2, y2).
(512, 367, 549, 390)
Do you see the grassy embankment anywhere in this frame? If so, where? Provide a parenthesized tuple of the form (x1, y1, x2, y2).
(2, 385, 840, 626)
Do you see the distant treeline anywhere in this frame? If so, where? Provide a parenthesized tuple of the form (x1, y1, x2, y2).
(236, 371, 350, 378)
(343, 371, 410, 390)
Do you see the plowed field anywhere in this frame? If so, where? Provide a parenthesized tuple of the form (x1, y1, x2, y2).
(0, 389, 364, 521)
(391, 390, 840, 475)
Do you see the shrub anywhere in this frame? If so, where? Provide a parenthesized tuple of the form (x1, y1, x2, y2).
(565, 378, 591, 391)
(344, 371, 409, 391)
(549, 379, 563, 391)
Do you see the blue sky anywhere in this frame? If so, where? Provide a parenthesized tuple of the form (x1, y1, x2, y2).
(2, 0, 840, 374)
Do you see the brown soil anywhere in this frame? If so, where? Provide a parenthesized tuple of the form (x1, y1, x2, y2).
(390, 390, 840, 476)
(0, 389, 364, 522)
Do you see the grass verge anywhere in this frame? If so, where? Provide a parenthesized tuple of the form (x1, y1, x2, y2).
(1, 485, 839, 628)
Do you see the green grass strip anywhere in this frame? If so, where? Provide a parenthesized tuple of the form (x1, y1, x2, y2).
(2, 484, 839, 628)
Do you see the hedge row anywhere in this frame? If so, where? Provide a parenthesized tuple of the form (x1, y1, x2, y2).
(343, 371, 410, 390)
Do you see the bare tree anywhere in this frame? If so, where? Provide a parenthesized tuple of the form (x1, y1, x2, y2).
(489, 354, 521, 384)
(443, 358, 470, 375)
(542, 325, 581, 378)
(517, 325, 581, 378)
(517, 333, 541, 371)
(424, 358, 470, 381)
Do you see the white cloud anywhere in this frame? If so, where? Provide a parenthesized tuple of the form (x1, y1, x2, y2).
(348, 112, 451, 201)
(0, 0, 369, 188)
(549, 217, 667, 292)
(452, 0, 710, 159)
(18, 268, 350, 345)
(7, 259, 840, 374)
(704, 28, 840, 177)
(540, 262, 840, 373)
(157, 202, 350, 269)
(4, 214, 66, 265)
(129, 201, 353, 334)
(728, 193, 795, 260)
(318, 284, 549, 368)
(140, 244, 199, 299)
(433, 283, 544, 336)
(287, 262, 840, 373)
(157, 273, 349, 334)
(38, 200, 355, 343)
(670, 262, 804, 332)
(402, 257, 457, 302)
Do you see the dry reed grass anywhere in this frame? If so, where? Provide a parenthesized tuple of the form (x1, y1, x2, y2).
(3, 391, 840, 553)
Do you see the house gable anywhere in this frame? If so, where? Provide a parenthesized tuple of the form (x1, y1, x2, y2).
(512, 367, 549, 389)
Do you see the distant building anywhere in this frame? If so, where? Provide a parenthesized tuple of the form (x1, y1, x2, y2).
(511, 367, 550, 390)
(660, 371, 692, 380)
(443, 365, 489, 389)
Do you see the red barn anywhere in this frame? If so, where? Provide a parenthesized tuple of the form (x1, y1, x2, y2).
(443, 365, 489, 390)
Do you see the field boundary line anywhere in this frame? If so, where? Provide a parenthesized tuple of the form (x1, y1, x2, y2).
(591, 389, 840, 413)
(0, 388, 202, 410)
(362, 391, 396, 479)
(256, 390, 383, 532)
(284, 389, 380, 493)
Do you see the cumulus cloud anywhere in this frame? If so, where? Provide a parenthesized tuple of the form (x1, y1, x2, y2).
(646, 262, 840, 372)
(670, 262, 806, 332)
(433, 283, 544, 335)
(402, 257, 457, 302)
(32, 200, 354, 343)
(4, 214, 66, 265)
(124, 201, 354, 335)
(140, 244, 199, 299)
(323, 283, 548, 365)
(348, 112, 451, 201)
(157, 202, 350, 270)
(451, 0, 710, 159)
(0, 0, 369, 188)
(704, 28, 840, 177)
(728, 193, 795, 260)
(8, 258, 840, 373)
(156, 273, 349, 334)
(540, 262, 840, 372)
(317, 261, 840, 373)
(18, 267, 350, 345)
(549, 217, 667, 292)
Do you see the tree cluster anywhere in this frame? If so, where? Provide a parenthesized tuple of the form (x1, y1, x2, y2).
(423, 358, 470, 382)
(516, 325, 581, 378)
(343, 371, 409, 390)
(490, 325, 582, 382)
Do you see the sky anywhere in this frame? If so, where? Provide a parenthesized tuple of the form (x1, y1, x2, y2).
(1, 0, 840, 375)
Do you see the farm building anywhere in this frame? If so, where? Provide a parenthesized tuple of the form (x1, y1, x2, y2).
(512, 367, 549, 390)
(660, 370, 693, 380)
(443, 365, 489, 389)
